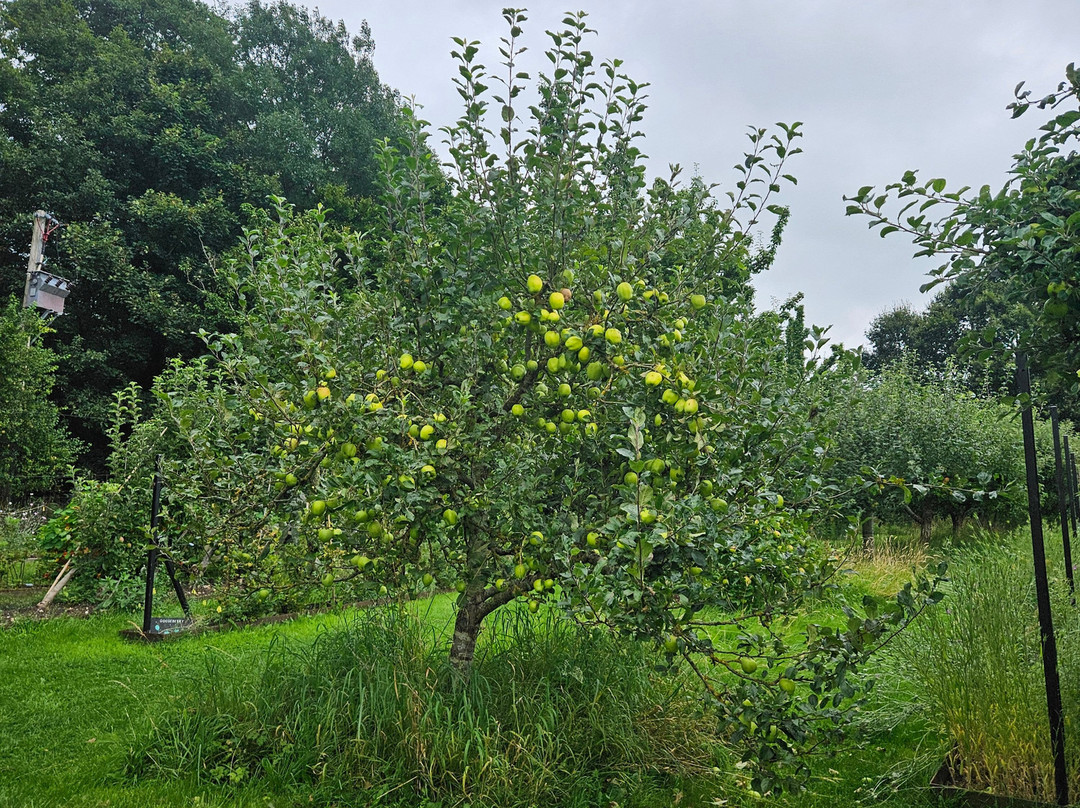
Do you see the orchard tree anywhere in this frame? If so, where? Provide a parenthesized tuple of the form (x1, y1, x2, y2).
(846, 62, 1080, 401)
(145, 11, 943, 791)
(832, 360, 1026, 541)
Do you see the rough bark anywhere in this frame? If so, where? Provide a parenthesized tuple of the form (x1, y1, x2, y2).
(861, 514, 875, 553)
(918, 511, 934, 543)
(448, 583, 530, 678)
(950, 511, 966, 538)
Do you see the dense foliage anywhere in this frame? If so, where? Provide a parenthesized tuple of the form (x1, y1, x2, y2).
(0, 299, 77, 502)
(60, 12, 950, 793)
(847, 62, 1080, 406)
(832, 360, 1029, 541)
(0, 0, 406, 464)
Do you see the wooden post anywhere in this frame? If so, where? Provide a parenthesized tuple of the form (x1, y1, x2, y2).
(21, 210, 48, 309)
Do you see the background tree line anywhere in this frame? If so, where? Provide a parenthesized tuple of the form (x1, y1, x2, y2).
(0, 0, 408, 474)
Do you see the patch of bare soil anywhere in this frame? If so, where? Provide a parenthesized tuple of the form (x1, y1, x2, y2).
(0, 587, 96, 626)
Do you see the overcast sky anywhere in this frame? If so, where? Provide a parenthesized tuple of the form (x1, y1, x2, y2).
(315, 1, 1079, 348)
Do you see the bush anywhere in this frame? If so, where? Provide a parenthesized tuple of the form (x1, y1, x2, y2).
(0, 298, 78, 502)
(831, 359, 1042, 540)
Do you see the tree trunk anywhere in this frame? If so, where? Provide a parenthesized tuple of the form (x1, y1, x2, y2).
(950, 511, 966, 538)
(448, 582, 529, 678)
(861, 514, 875, 553)
(918, 507, 934, 543)
(449, 592, 484, 676)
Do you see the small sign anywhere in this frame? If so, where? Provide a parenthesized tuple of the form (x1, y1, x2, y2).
(148, 617, 194, 636)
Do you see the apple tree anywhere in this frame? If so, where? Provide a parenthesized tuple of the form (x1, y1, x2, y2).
(155, 11, 944, 791)
(845, 62, 1080, 399)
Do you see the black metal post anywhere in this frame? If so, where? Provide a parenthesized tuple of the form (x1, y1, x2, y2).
(1017, 355, 1069, 806)
(1068, 442, 1079, 543)
(163, 556, 191, 617)
(1051, 407, 1075, 594)
(141, 455, 164, 634)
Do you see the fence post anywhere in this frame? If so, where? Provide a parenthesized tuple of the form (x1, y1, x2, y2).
(1051, 407, 1075, 594)
(141, 455, 164, 634)
(1017, 354, 1069, 806)
(1067, 439, 1079, 542)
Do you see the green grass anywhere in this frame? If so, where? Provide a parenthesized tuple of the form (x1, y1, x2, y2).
(884, 528, 1080, 804)
(0, 562, 969, 808)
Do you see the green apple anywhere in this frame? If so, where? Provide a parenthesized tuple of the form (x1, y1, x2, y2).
(616, 281, 633, 301)
(527, 274, 544, 293)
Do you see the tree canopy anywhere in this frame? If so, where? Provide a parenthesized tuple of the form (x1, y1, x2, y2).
(0, 0, 406, 465)
(49, 12, 949, 793)
(847, 62, 1080, 408)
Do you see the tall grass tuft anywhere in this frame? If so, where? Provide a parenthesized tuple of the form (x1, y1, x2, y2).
(887, 533, 1080, 803)
(130, 607, 729, 806)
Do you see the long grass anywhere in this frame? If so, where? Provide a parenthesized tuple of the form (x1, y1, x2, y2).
(886, 529, 1080, 803)
(130, 606, 730, 807)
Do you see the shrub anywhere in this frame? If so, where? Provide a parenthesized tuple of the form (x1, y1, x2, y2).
(0, 298, 78, 502)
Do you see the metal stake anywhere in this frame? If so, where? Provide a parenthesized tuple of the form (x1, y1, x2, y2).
(1051, 406, 1075, 594)
(1017, 355, 1069, 806)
